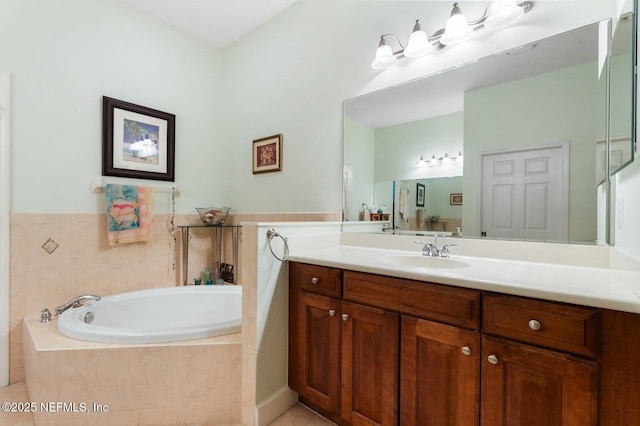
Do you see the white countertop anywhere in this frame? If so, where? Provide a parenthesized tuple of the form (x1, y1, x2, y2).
(289, 244, 640, 314)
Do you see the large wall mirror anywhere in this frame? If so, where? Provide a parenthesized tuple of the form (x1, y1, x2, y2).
(343, 5, 636, 246)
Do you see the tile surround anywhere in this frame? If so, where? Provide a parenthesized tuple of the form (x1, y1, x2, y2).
(8, 212, 340, 425)
(23, 317, 242, 425)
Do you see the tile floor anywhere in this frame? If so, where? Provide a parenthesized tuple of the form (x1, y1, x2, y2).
(0, 382, 34, 426)
(267, 403, 336, 426)
(1, 381, 333, 426)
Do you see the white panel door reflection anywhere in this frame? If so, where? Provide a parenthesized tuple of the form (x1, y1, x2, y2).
(481, 144, 568, 242)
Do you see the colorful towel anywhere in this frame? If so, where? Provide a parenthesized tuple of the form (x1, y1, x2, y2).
(106, 184, 154, 246)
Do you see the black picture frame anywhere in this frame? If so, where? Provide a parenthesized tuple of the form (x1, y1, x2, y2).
(252, 134, 283, 174)
(416, 183, 425, 207)
(102, 96, 175, 181)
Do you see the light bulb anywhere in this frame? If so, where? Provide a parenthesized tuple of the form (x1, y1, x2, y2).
(440, 3, 472, 46)
(371, 38, 397, 69)
(484, 0, 524, 29)
(404, 20, 433, 58)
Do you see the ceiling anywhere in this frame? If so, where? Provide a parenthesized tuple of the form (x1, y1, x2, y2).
(118, 0, 299, 49)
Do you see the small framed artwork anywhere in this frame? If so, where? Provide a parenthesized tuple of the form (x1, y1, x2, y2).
(450, 193, 463, 205)
(102, 96, 176, 181)
(416, 183, 425, 207)
(252, 134, 282, 174)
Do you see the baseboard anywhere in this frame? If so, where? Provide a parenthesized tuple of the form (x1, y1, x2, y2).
(255, 386, 298, 426)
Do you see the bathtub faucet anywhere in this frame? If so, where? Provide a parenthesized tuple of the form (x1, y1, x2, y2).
(55, 294, 101, 316)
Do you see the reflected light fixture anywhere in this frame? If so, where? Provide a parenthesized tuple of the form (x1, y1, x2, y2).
(417, 152, 463, 166)
(372, 1, 532, 69)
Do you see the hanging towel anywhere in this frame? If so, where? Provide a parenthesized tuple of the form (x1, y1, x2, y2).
(106, 184, 154, 246)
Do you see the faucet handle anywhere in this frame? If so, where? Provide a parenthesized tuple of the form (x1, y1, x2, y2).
(415, 240, 439, 256)
(439, 243, 458, 258)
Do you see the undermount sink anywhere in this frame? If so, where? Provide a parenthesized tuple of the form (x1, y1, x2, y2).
(382, 255, 469, 269)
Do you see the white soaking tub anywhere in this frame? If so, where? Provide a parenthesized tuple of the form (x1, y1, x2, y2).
(57, 285, 242, 344)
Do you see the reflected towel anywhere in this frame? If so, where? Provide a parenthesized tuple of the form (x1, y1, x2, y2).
(398, 181, 410, 218)
(106, 184, 154, 246)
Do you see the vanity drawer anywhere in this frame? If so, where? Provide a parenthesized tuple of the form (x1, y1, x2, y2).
(482, 293, 598, 358)
(290, 262, 342, 298)
(343, 271, 480, 329)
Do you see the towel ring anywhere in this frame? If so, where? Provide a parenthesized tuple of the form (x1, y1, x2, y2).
(266, 228, 289, 261)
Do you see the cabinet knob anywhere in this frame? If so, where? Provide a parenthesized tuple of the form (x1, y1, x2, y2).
(487, 354, 499, 365)
(311, 277, 319, 284)
(528, 319, 542, 331)
(461, 346, 472, 356)
(341, 314, 349, 321)
(328, 309, 336, 317)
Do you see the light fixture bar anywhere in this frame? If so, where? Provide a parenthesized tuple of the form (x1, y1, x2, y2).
(371, 1, 533, 69)
(417, 152, 463, 166)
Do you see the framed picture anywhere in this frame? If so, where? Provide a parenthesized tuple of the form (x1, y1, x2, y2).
(450, 193, 463, 205)
(416, 183, 425, 207)
(102, 96, 175, 181)
(252, 134, 282, 174)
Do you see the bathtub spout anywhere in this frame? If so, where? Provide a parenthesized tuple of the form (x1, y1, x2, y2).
(55, 294, 101, 316)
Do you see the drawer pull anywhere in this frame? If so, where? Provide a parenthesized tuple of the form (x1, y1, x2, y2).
(311, 277, 319, 284)
(488, 354, 499, 365)
(342, 314, 349, 321)
(528, 319, 542, 331)
(461, 346, 472, 356)
(329, 309, 336, 317)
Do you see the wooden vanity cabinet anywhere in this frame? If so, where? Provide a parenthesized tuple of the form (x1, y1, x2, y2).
(289, 263, 399, 426)
(289, 262, 640, 425)
(480, 293, 599, 425)
(480, 335, 598, 425)
(482, 293, 599, 358)
(289, 289, 341, 415)
(400, 317, 480, 426)
(340, 301, 399, 426)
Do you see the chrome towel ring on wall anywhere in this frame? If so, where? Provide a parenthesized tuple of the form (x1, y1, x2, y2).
(266, 228, 289, 261)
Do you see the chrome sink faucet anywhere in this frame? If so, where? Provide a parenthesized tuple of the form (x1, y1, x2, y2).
(414, 240, 440, 257)
(382, 223, 396, 234)
(415, 233, 458, 258)
(55, 294, 101, 316)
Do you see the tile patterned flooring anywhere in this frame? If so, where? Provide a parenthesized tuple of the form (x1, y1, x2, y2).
(267, 403, 336, 426)
(0, 382, 34, 426)
(1, 381, 333, 426)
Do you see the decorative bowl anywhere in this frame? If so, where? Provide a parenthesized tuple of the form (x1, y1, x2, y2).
(196, 207, 231, 226)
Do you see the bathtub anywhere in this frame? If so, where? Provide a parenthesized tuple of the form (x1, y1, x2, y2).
(57, 285, 242, 344)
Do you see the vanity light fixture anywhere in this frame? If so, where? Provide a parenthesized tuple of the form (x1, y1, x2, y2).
(417, 155, 436, 165)
(371, 1, 532, 69)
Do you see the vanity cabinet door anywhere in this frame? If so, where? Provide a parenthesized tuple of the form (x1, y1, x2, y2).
(289, 290, 341, 416)
(341, 301, 399, 426)
(400, 316, 480, 426)
(481, 335, 597, 426)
